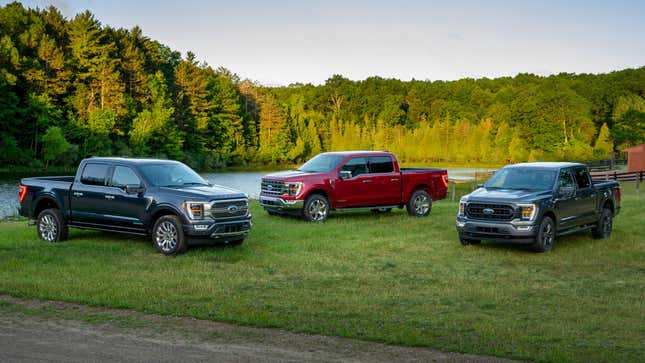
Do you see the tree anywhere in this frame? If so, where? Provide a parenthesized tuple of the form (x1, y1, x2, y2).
(41, 126, 69, 166)
(593, 123, 613, 160)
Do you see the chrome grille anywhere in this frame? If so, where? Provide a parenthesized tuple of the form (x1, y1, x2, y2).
(466, 203, 515, 221)
(261, 180, 285, 196)
(210, 199, 249, 219)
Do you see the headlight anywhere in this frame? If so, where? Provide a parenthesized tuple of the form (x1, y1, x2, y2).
(285, 182, 303, 196)
(184, 201, 211, 219)
(458, 198, 467, 217)
(517, 203, 538, 221)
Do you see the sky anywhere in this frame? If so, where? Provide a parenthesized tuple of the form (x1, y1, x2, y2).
(5, 0, 645, 85)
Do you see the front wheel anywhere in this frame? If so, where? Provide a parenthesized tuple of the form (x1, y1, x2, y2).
(532, 216, 555, 252)
(591, 208, 613, 239)
(152, 215, 187, 255)
(302, 194, 329, 222)
(406, 190, 432, 217)
(36, 208, 68, 242)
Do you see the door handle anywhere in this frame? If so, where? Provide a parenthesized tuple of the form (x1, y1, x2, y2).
(105, 195, 115, 200)
(73, 192, 83, 197)
(362, 180, 372, 183)
(391, 178, 400, 182)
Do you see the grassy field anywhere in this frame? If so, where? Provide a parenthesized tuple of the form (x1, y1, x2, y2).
(0, 185, 643, 362)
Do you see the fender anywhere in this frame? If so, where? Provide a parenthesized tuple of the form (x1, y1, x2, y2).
(147, 203, 189, 226)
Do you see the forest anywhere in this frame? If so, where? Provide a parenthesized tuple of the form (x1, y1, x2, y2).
(1, 2, 644, 171)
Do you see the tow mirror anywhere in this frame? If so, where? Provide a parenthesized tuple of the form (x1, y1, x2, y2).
(125, 184, 145, 195)
(338, 170, 352, 180)
(558, 186, 575, 198)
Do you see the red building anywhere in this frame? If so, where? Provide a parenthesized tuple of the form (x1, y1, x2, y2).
(624, 143, 645, 172)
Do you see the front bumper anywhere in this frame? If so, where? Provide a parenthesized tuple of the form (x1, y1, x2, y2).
(259, 196, 304, 211)
(184, 215, 252, 241)
(456, 217, 538, 244)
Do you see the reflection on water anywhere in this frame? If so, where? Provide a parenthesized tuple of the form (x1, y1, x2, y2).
(0, 168, 493, 220)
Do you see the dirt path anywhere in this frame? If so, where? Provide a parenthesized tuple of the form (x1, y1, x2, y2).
(0, 295, 521, 363)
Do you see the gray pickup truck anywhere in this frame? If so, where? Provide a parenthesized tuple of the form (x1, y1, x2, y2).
(456, 162, 621, 252)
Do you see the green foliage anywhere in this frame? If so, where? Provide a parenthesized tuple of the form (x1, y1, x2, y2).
(41, 126, 68, 166)
(0, 2, 644, 170)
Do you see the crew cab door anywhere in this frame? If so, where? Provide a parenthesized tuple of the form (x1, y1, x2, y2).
(70, 162, 111, 225)
(554, 169, 578, 230)
(103, 165, 148, 232)
(366, 156, 401, 205)
(334, 157, 371, 207)
(571, 166, 597, 224)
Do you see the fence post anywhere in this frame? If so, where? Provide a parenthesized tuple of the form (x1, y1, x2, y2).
(451, 182, 456, 202)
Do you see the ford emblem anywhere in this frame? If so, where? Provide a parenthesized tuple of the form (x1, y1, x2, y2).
(227, 205, 239, 213)
(267, 184, 273, 190)
(483, 208, 495, 215)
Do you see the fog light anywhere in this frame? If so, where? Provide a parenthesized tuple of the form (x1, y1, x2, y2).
(194, 225, 209, 231)
(456, 221, 466, 228)
(516, 226, 532, 231)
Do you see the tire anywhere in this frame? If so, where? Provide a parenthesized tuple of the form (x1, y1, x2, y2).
(591, 208, 613, 239)
(36, 208, 68, 242)
(371, 208, 392, 213)
(406, 190, 432, 217)
(532, 216, 555, 252)
(152, 215, 187, 255)
(302, 194, 329, 222)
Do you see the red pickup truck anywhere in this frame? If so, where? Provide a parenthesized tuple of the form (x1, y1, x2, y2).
(260, 151, 448, 221)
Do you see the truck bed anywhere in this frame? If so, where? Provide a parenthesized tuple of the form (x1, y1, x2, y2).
(19, 176, 74, 218)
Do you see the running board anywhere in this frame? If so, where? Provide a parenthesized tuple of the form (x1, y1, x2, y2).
(558, 224, 595, 236)
(68, 224, 147, 236)
(334, 205, 402, 211)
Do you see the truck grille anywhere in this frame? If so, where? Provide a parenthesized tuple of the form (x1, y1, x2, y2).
(466, 203, 515, 221)
(211, 199, 249, 219)
(261, 180, 285, 196)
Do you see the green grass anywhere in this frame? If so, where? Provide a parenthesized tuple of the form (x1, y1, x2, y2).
(1, 186, 644, 363)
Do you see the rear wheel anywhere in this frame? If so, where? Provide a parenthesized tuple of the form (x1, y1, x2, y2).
(591, 208, 613, 239)
(302, 194, 329, 222)
(406, 190, 432, 217)
(532, 216, 555, 252)
(36, 208, 68, 242)
(152, 215, 187, 255)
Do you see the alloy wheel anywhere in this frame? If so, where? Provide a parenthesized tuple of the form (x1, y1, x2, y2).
(413, 194, 430, 215)
(156, 221, 178, 252)
(308, 199, 328, 221)
(39, 214, 57, 242)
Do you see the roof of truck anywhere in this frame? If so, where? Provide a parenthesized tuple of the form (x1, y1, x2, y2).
(319, 150, 393, 156)
(506, 162, 585, 169)
(83, 157, 182, 165)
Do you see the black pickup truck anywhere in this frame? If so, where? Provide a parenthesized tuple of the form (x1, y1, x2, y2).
(456, 162, 621, 252)
(18, 157, 252, 255)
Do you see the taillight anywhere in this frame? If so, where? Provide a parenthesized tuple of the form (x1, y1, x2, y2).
(18, 185, 27, 203)
(617, 186, 621, 202)
(441, 174, 448, 188)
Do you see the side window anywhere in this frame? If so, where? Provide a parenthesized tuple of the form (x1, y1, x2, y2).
(572, 167, 591, 189)
(80, 163, 108, 186)
(111, 166, 141, 188)
(558, 170, 576, 188)
(341, 158, 368, 177)
(368, 156, 394, 174)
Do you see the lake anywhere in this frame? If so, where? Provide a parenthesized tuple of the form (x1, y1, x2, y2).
(0, 168, 491, 220)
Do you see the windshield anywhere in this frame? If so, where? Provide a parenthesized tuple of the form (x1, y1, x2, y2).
(298, 154, 345, 173)
(485, 168, 556, 191)
(139, 163, 208, 187)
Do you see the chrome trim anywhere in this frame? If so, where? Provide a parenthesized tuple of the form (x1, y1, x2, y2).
(259, 196, 304, 210)
(210, 198, 250, 220)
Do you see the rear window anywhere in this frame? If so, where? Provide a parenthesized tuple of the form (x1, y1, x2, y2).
(81, 163, 108, 186)
(368, 156, 394, 173)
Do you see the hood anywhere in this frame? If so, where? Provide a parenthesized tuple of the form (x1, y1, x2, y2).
(158, 184, 246, 201)
(466, 188, 552, 203)
(263, 170, 328, 181)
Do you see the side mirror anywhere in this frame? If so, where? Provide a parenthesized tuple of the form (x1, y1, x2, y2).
(558, 186, 575, 198)
(125, 184, 145, 195)
(338, 170, 352, 180)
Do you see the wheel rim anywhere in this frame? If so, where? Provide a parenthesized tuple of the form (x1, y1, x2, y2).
(602, 214, 612, 235)
(413, 194, 430, 215)
(308, 199, 328, 221)
(542, 221, 554, 248)
(39, 215, 57, 242)
(156, 221, 178, 252)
